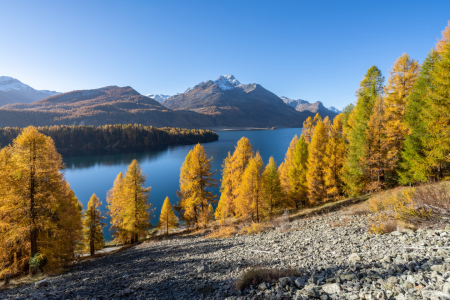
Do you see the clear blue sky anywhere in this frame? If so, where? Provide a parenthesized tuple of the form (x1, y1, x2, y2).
(1, 0, 449, 110)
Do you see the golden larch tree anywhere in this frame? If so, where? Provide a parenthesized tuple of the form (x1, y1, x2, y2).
(307, 120, 328, 204)
(0, 126, 83, 276)
(324, 115, 345, 199)
(122, 159, 152, 244)
(236, 152, 264, 222)
(437, 21, 450, 53)
(215, 152, 233, 222)
(278, 135, 298, 205)
(107, 172, 132, 244)
(157, 197, 178, 235)
(177, 144, 217, 228)
(83, 194, 106, 256)
(383, 53, 419, 183)
(261, 156, 283, 218)
(289, 134, 309, 208)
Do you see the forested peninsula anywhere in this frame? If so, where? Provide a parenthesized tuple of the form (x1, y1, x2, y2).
(0, 124, 218, 155)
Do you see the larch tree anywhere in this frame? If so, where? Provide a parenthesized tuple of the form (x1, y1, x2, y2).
(324, 115, 345, 199)
(422, 40, 450, 179)
(236, 152, 264, 222)
(279, 135, 298, 206)
(82, 194, 106, 256)
(177, 144, 217, 228)
(107, 172, 132, 243)
(0, 126, 82, 276)
(399, 50, 439, 184)
(342, 66, 384, 195)
(436, 21, 450, 54)
(306, 120, 328, 204)
(289, 135, 309, 208)
(365, 95, 387, 192)
(122, 159, 152, 244)
(383, 53, 419, 184)
(215, 152, 233, 222)
(229, 137, 254, 208)
(262, 156, 283, 218)
(157, 197, 178, 235)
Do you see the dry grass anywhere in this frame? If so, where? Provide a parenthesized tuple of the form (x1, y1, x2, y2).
(0, 273, 47, 291)
(342, 201, 370, 216)
(207, 225, 238, 238)
(235, 267, 299, 291)
(240, 223, 266, 235)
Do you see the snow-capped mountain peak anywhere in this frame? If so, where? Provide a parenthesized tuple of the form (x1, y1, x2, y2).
(328, 106, 342, 113)
(146, 94, 171, 102)
(214, 75, 241, 90)
(0, 76, 33, 91)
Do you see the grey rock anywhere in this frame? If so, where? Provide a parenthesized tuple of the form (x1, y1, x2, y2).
(322, 283, 341, 294)
(34, 278, 49, 289)
(349, 253, 361, 262)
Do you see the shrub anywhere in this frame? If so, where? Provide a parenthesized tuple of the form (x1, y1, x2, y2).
(207, 225, 238, 239)
(235, 267, 299, 291)
(29, 254, 47, 274)
(239, 223, 265, 235)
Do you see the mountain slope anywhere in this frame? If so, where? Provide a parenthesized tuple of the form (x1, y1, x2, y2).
(0, 86, 215, 128)
(0, 76, 60, 106)
(146, 94, 171, 102)
(280, 96, 340, 118)
(162, 75, 314, 127)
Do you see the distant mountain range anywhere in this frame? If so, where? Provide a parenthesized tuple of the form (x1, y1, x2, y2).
(280, 96, 341, 116)
(0, 75, 341, 128)
(0, 76, 60, 107)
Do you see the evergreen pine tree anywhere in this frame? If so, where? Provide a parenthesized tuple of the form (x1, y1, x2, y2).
(399, 51, 439, 184)
(342, 66, 384, 195)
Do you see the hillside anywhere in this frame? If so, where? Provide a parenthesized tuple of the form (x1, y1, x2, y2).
(0, 76, 60, 106)
(1, 208, 448, 299)
(0, 86, 215, 128)
(162, 75, 316, 127)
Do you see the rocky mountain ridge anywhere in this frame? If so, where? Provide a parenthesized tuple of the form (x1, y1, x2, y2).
(0, 76, 60, 107)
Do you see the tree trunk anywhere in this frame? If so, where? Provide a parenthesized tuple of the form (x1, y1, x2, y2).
(29, 143, 37, 275)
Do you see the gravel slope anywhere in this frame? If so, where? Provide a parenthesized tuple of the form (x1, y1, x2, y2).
(1, 212, 449, 300)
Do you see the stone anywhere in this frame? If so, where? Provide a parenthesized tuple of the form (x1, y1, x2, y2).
(279, 277, 292, 287)
(258, 282, 267, 291)
(322, 283, 341, 294)
(35, 278, 49, 289)
(349, 253, 361, 262)
(294, 277, 306, 288)
(422, 289, 450, 299)
(443, 282, 450, 294)
(431, 264, 446, 272)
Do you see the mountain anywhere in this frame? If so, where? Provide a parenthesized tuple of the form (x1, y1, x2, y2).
(280, 96, 340, 118)
(162, 75, 314, 127)
(0, 76, 60, 107)
(0, 86, 214, 128)
(146, 94, 171, 102)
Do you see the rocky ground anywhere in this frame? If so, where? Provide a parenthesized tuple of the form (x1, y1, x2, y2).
(1, 211, 449, 300)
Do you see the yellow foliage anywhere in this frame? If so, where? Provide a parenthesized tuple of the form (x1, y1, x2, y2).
(0, 126, 83, 276)
(83, 194, 106, 256)
(157, 197, 178, 235)
(207, 225, 238, 238)
(436, 21, 450, 53)
(239, 223, 265, 235)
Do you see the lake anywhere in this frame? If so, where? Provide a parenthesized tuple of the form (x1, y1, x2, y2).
(63, 128, 303, 241)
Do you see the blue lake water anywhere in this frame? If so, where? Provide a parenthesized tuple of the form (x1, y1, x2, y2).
(63, 128, 303, 241)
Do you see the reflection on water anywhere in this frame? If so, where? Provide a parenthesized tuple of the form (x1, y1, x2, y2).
(63, 128, 303, 241)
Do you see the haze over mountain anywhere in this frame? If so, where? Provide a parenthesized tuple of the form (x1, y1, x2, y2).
(280, 96, 341, 117)
(0, 76, 60, 107)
